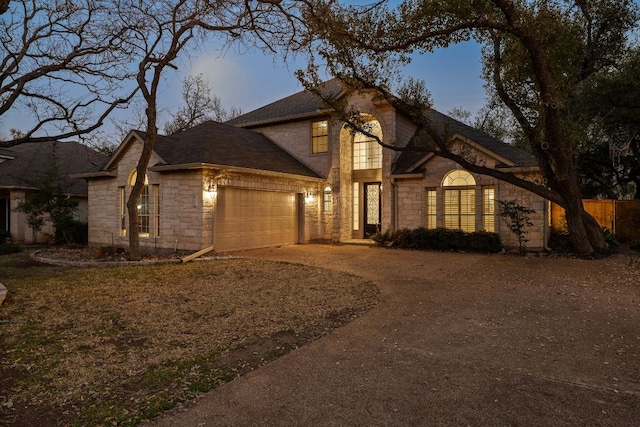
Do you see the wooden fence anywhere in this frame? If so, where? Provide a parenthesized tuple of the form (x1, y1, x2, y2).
(551, 200, 640, 242)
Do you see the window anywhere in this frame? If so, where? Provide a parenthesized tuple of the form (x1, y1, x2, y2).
(442, 170, 476, 232)
(426, 189, 437, 229)
(483, 186, 495, 232)
(353, 185, 360, 230)
(323, 186, 332, 212)
(312, 120, 329, 154)
(128, 171, 150, 237)
(119, 187, 126, 236)
(353, 120, 382, 170)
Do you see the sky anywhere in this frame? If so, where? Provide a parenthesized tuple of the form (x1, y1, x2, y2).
(173, 39, 486, 122)
(0, 18, 487, 141)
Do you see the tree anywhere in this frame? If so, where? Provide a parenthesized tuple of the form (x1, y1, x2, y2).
(299, 0, 639, 256)
(573, 48, 640, 199)
(163, 74, 242, 135)
(497, 199, 535, 254)
(13, 143, 80, 243)
(0, 0, 137, 147)
(116, 0, 298, 260)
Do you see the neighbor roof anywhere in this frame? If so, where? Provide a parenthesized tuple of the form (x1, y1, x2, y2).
(139, 121, 320, 179)
(0, 141, 107, 196)
(227, 79, 343, 128)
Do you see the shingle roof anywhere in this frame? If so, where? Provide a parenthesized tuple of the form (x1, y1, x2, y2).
(227, 80, 343, 128)
(148, 120, 320, 178)
(0, 141, 107, 196)
(229, 79, 537, 171)
(393, 110, 538, 173)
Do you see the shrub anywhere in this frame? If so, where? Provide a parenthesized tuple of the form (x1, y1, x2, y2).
(0, 244, 21, 255)
(379, 227, 502, 253)
(54, 219, 88, 245)
(0, 229, 10, 245)
(0, 229, 21, 255)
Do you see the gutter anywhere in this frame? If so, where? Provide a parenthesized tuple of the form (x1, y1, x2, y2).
(149, 163, 325, 182)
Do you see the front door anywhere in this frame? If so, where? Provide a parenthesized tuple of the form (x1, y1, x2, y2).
(364, 182, 381, 237)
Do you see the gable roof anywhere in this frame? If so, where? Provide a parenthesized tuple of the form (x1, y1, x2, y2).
(0, 141, 107, 196)
(87, 120, 321, 180)
(393, 110, 538, 173)
(227, 79, 343, 128)
(230, 79, 537, 171)
(150, 121, 320, 178)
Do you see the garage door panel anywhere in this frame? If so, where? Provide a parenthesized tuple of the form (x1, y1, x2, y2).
(215, 188, 298, 252)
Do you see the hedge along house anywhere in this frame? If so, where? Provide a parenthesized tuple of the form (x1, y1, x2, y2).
(80, 80, 549, 253)
(0, 141, 106, 244)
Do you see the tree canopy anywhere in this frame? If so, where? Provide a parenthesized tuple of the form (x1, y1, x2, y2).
(298, 0, 639, 255)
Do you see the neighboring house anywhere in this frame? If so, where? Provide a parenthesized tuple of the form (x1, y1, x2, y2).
(79, 80, 549, 253)
(0, 141, 107, 243)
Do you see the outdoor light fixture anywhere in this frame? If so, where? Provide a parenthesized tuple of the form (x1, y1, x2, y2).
(205, 183, 217, 199)
(304, 190, 314, 203)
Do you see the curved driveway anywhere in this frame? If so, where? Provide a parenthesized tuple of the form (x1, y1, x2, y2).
(148, 244, 640, 426)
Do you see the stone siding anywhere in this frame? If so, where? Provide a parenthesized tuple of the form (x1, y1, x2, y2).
(394, 148, 548, 250)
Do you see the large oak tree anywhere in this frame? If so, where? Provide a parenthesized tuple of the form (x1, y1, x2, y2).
(299, 0, 638, 256)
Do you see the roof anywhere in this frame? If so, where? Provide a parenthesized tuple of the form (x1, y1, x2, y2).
(230, 79, 537, 171)
(393, 110, 538, 173)
(0, 141, 107, 196)
(128, 121, 320, 179)
(227, 79, 343, 128)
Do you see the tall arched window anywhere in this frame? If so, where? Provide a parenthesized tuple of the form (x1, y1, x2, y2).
(353, 120, 382, 170)
(129, 171, 150, 237)
(442, 170, 476, 232)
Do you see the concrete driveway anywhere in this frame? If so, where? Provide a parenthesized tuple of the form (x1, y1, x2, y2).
(147, 244, 640, 426)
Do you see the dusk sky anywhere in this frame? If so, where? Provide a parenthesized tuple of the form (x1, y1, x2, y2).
(0, 13, 487, 141)
(181, 39, 486, 120)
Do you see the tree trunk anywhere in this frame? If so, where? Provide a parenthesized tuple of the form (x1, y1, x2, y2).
(553, 162, 608, 256)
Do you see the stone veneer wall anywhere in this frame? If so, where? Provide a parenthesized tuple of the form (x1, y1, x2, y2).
(88, 137, 330, 252)
(394, 152, 548, 250)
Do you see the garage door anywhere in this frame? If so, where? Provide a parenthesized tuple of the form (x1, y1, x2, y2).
(215, 188, 299, 252)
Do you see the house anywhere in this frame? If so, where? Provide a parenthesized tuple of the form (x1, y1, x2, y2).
(0, 141, 107, 243)
(79, 80, 549, 253)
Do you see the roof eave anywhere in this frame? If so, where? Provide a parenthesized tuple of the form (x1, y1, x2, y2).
(70, 170, 118, 179)
(149, 163, 324, 182)
(231, 110, 331, 128)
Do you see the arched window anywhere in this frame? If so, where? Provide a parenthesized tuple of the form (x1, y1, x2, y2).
(129, 171, 150, 236)
(442, 170, 476, 232)
(353, 120, 382, 170)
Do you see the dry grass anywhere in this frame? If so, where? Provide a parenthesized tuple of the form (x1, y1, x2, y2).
(0, 251, 379, 426)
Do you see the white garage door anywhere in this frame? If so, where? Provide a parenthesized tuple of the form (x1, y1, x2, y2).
(215, 188, 299, 252)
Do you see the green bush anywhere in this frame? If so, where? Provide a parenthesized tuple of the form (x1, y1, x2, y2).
(0, 244, 21, 255)
(54, 219, 88, 245)
(0, 229, 10, 245)
(378, 227, 502, 253)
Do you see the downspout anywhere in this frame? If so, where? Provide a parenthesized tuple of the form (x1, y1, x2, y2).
(391, 177, 397, 232)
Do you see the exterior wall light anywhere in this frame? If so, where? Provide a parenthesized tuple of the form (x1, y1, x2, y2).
(305, 191, 314, 203)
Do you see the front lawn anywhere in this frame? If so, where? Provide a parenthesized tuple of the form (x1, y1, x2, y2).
(0, 251, 379, 426)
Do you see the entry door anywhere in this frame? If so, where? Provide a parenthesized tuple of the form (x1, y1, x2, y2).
(364, 182, 381, 237)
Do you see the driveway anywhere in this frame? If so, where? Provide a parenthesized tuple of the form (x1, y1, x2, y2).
(147, 244, 640, 426)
